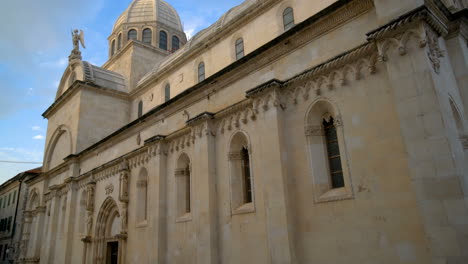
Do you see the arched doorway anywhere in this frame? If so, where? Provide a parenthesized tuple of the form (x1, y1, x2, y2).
(92, 197, 122, 264)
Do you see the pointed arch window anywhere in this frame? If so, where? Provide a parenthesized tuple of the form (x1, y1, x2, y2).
(164, 84, 170, 102)
(229, 132, 255, 214)
(111, 40, 116, 55)
(198, 62, 205, 83)
(172, 36, 180, 52)
(235, 38, 244, 60)
(283, 7, 295, 31)
(118, 33, 122, 50)
(159, 31, 168, 50)
(128, 29, 137, 41)
(138, 100, 143, 118)
(305, 101, 353, 203)
(143, 28, 152, 45)
(176, 154, 191, 221)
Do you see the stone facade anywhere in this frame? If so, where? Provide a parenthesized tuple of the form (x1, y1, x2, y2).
(19, 0, 468, 263)
(0, 168, 40, 264)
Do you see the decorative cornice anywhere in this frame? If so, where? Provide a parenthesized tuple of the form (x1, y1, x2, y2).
(186, 112, 214, 127)
(215, 100, 256, 135)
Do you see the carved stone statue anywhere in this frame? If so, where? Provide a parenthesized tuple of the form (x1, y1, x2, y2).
(119, 171, 129, 202)
(86, 183, 95, 211)
(72, 29, 86, 51)
(69, 29, 86, 61)
(86, 213, 93, 235)
(121, 204, 128, 230)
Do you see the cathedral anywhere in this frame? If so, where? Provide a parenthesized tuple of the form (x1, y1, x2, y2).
(18, 0, 468, 263)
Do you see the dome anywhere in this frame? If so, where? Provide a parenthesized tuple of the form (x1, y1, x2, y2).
(113, 0, 183, 32)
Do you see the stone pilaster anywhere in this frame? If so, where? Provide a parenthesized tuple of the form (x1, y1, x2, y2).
(247, 85, 297, 264)
(187, 113, 219, 264)
(144, 137, 168, 263)
(372, 16, 468, 263)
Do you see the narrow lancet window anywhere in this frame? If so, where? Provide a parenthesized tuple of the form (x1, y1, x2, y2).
(172, 36, 180, 52)
(138, 100, 143, 118)
(283, 7, 295, 31)
(159, 31, 168, 50)
(323, 117, 344, 188)
(164, 84, 170, 102)
(128, 29, 137, 41)
(241, 147, 252, 203)
(111, 40, 116, 55)
(118, 33, 122, 49)
(198, 62, 205, 83)
(185, 164, 191, 213)
(235, 38, 244, 60)
(143, 28, 152, 45)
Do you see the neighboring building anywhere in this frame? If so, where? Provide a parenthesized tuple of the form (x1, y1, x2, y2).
(0, 168, 40, 264)
(19, 0, 468, 263)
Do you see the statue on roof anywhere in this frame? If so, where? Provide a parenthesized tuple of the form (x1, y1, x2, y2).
(69, 29, 86, 62)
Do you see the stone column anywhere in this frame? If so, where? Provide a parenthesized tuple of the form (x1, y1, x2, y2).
(372, 19, 468, 263)
(187, 113, 219, 264)
(248, 85, 297, 264)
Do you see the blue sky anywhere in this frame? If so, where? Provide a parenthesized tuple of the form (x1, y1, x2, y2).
(0, 0, 244, 183)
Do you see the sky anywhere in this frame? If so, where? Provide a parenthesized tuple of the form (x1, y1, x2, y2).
(0, 0, 244, 184)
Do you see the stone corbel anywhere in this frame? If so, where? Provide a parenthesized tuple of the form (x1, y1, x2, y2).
(187, 112, 216, 139)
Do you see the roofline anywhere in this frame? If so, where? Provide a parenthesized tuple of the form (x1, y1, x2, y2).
(71, 0, 362, 158)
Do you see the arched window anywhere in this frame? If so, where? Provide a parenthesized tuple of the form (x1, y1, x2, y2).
(283, 7, 295, 31)
(143, 28, 152, 45)
(235, 38, 244, 60)
(305, 100, 352, 202)
(229, 132, 254, 213)
(323, 117, 344, 189)
(118, 33, 122, 50)
(137, 168, 148, 223)
(138, 100, 143, 118)
(175, 154, 191, 218)
(111, 39, 116, 55)
(198, 62, 205, 83)
(164, 84, 170, 102)
(159, 31, 168, 50)
(172, 36, 180, 52)
(128, 29, 137, 41)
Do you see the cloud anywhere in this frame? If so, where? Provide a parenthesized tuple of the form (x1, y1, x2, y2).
(33, 135, 44, 140)
(0, 147, 43, 162)
(32, 126, 41, 131)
